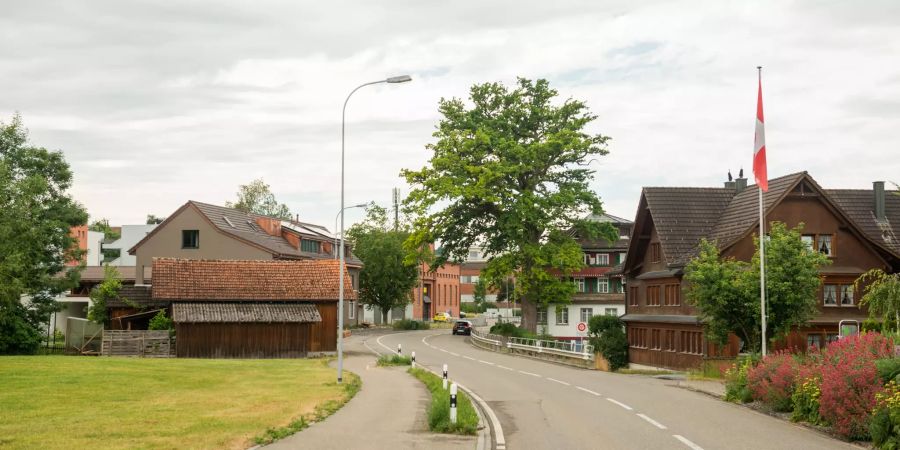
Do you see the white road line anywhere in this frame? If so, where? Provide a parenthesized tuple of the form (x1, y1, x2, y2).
(478, 360, 495, 365)
(637, 413, 667, 430)
(463, 356, 476, 361)
(440, 348, 448, 353)
(518, 370, 541, 377)
(576, 386, 600, 396)
(673, 435, 704, 450)
(606, 398, 633, 411)
(362, 338, 383, 357)
(496, 365, 515, 371)
(546, 378, 570, 386)
(450, 352, 460, 356)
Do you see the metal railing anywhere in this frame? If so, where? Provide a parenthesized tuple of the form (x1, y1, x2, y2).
(470, 329, 503, 346)
(507, 336, 594, 360)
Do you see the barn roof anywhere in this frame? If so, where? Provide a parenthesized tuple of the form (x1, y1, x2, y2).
(151, 258, 357, 301)
(172, 303, 322, 323)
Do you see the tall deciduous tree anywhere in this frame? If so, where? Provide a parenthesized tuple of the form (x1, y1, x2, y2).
(402, 78, 616, 331)
(88, 265, 122, 326)
(856, 269, 900, 332)
(0, 115, 88, 354)
(685, 222, 829, 352)
(347, 204, 419, 323)
(225, 178, 292, 220)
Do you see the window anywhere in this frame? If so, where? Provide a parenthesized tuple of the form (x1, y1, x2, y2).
(651, 329, 661, 349)
(597, 254, 609, 266)
(182, 230, 199, 249)
(664, 284, 680, 306)
(841, 285, 854, 306)
(604, 308, 617, 316)
(598, 277, 609, 293)
(650, 243, 661, 262)
(574, 278, 585, 293)
(801, 235, 815, 250)
(629, 286, 639, 306)
(826, 333, 839, 344)
(665, 330, 676, 351)
(556, 306, 569, 325)
(349, 301, 355, 319)
(817, 234, 834, 256)
(680, 331, 703, 355)
(823, 284, 838, 306)
(469, 251, 479, 259)
(301, 239, 321, 253)
(580, 308, 593, 323)
(806, 334, 821, 349)
(646, 285, 661, 306)
(537, 308, 548, 325)
(629, 328, 648, 348)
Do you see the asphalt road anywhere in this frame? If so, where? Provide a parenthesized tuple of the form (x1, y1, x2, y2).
(367, 330, 858, 450)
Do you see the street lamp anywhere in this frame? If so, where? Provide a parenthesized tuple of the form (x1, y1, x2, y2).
(337, 74, 412, 383)
(334, 203, 368, 259)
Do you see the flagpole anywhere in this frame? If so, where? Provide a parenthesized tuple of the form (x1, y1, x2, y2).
(757, 65, 767, 357)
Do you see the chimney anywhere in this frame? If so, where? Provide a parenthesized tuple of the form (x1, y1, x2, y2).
(735, 177, 747, 193)
(724, 170, 736, 189)
(875, 181, 886, 221)
(255, 217, 282, 237)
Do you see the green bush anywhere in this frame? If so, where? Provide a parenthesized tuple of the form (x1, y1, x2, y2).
(408, 367, 478, 435)
(877, 359, 900, 384)
(724, 357, 755, 403)
(587, 315, 629, 371)
(871, 380, 900, 449)
(460, 303, 480, 314)
(377, 354, 412, 366)
(148, 310, 174, 331)
(791, 376, 822, 425)
(489, 322, 530, 338)
(392, 319, 430, 330)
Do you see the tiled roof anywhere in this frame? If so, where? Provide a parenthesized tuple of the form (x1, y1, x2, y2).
(73, 266, 150, 282)
(107, 285, 167, 308)
(172, 302, 322, 323)
(827, 188, 900, 259)
(151, 258, 357, 301)
(643, 187, 735, 265)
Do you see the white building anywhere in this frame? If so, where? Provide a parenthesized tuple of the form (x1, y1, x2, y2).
(104, 224, 157, 266)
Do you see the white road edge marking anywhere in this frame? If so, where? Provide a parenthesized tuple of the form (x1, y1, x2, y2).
(478, 360, 495, 365)
(546, 377, 570, 386)
(518, 370, 541, 377)
(450, 352, 460, 356)
(496, 365, 515, 371)
(463, 355, 476, 361)
(673, 435, 704, 450)
(637, 413, 667, 430)
(576, 386, 600, 396)
(606, 398, 633, 411)
(440, 348, 448, 353)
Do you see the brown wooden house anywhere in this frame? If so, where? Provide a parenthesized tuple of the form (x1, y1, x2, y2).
(622, 172, 900, 370)
(151, 258, 355, 358)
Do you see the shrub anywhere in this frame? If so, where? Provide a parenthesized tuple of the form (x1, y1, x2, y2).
(393, 319, 430, 330)
(818, 332, 893, 440)
(148, 310, 174, 331)
(588, 316, 629, 371)
(871, 380, 900, 450)
(748, 351, 798, 412)
(377, 354, 412, 366)
(724, 357, 755, 403)
(877, 359, 900, 384)
(490, 322, 530, 338)
(791, 376, 822, 425)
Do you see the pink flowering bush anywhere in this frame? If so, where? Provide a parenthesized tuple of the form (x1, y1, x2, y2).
(748, 351, 799, 411)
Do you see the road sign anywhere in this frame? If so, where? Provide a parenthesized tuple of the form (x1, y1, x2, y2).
(577, 322, 587, 332)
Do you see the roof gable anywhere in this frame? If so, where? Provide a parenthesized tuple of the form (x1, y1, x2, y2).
(643, 187, 735, 265)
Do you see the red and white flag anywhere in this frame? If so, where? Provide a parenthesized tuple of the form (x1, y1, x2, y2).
(754, 72, 768, 192)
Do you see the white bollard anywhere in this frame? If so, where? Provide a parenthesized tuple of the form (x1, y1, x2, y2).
(398, 343, 402, 355)
(442, 363, 449, 390)
(450, 382, 458, 424)
(411, 351, 416, 368)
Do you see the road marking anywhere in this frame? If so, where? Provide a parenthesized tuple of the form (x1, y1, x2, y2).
(637, 413, 667, 430)
(546, 377, 570, 386)
(576, 386, 601, 396)
(449, 352, 460, 356)
(440, 348, 448, 353)
(518, 370, 541, 377)
(606, 398, 633, 410)
(673, 435, 704, 450)
(496, 365, 515, 371)
(463, 356, 476, 361)
(478, 360, 495, 365)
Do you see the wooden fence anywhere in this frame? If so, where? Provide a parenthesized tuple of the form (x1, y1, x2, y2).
(101, 330, 175, 358)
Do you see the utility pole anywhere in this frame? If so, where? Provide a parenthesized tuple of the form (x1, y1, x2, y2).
(392, 188, 400, 231)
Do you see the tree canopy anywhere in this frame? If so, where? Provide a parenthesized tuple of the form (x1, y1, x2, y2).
(225, 178, 292, 220)
(402, 78, 616, 330)
(685, 222, 829, 352)
(856, 269, 900, 332)
(0, 115, 88, 354)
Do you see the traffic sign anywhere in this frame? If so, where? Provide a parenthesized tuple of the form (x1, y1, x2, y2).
(577, 322, 587, 332)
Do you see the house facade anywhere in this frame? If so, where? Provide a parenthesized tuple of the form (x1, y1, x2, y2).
(622, 172, 900, 370)
(128, 200, 365, 326)
(411, 256, 461, 321)
(459, 247, 498, 303)
(104, 224, 157, 266)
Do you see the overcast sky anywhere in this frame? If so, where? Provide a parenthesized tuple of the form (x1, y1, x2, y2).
(2, 1, 898, 230)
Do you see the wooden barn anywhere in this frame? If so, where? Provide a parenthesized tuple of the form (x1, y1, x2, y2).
(151, 258, 354, 358)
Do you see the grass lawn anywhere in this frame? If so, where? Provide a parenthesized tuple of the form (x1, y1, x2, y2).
(0, 356, 359, 449)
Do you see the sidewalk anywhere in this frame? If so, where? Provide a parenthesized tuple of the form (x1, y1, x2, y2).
(676, 378, 727, 398)
(264, 337, 476, 450)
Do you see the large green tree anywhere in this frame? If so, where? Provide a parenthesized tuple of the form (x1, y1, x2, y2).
(347, 204, 419, 323)
(402, 78, 616, 331)
(856, 269, 900, 332)
(0, 116, 88, 354)
(225, 178, 292, 220)
(685, 222, 829, 352)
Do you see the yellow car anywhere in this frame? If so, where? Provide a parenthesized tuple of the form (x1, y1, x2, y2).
(433, 312, 452, 322)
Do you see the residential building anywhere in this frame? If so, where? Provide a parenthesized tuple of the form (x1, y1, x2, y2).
(460, 246, 497, 303)
(409, 246, 461, 321)
(104, 224, 157, 266)
(622, 172, 899, 370)
(540, 213, 632, 339)
(66, 225, 104, 267)
(51, 226, 104, 336)
(128, 200, 364, 325)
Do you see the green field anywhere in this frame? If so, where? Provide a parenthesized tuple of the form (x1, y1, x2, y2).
(0, 356, 358, 449)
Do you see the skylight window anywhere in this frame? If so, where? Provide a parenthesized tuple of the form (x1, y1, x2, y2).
(223, 217, 236, 228)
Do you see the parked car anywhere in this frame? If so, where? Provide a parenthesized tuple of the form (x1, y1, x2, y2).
(452, 320, 473, 335)
(459, 311, 467, 318)
(433, 312, 452, 322)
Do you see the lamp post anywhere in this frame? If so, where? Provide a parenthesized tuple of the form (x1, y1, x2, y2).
(334, 203, 368, 259)
(338, 74, 412, 383)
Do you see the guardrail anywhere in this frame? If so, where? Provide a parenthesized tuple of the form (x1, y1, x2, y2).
(469, 329, 595, 369)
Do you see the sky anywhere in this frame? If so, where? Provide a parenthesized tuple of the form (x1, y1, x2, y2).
(2, 1, 899, 230)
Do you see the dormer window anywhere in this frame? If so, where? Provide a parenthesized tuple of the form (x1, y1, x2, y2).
(301, 239, 321, 253)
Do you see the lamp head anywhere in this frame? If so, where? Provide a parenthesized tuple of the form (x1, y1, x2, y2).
(386, 75, 412, 83)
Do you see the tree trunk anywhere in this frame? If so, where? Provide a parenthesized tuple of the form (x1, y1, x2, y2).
(382, 308, 390, 325)
(521, 297, 537, 333)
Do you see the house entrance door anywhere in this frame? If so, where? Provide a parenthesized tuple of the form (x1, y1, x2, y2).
(423, 300, 431, 320)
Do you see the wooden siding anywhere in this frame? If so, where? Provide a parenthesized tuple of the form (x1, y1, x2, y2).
(627, 321, 741, 370)
(175, 302, 337, 358)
